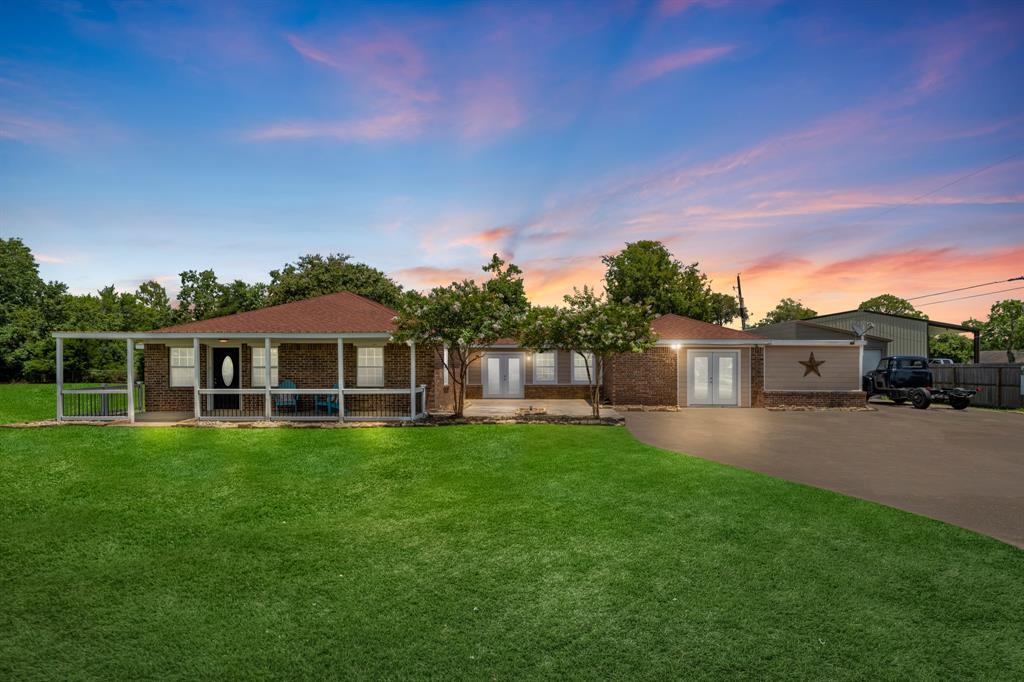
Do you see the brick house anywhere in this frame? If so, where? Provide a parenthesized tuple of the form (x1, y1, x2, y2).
(52, 293, 865, 422)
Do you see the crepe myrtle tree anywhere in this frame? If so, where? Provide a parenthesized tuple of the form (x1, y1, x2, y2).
(521, 287, 656, 418)
(392, 255, 529, 417)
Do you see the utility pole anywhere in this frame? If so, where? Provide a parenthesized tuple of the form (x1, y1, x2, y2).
(735, 274, 749, 330)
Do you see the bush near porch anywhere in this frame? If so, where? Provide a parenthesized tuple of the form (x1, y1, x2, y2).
(0, 423, 1021, 679)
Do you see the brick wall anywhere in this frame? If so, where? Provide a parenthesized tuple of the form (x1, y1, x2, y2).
(144, 341, 439, 413)
(762, 391, 866, 408)
(751, 346, 765, 407)
(603, 347, 677, 406)
(525, 384, 591, 399)
(143, 344, 209, 412)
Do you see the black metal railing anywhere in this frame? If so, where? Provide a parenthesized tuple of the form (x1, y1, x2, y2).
(196, 389, 266, 420)
(61, 382, 145, 420)
(193, 387, 427, 421)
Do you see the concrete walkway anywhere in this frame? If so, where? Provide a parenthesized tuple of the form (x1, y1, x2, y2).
(464, 399, 620, 419)
(625, 405, 1024, 548)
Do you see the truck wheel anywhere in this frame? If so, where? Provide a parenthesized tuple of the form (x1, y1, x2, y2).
(950, 397, 970, 410)
(911, 389, 932, 410)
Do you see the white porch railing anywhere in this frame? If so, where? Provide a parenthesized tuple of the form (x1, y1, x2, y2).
(196, 386, 427, 421)
(60, 382, 146, 421)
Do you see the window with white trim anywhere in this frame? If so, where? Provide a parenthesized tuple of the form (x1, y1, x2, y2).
(443, 346, 450, 387)
(357, 346, 385, 387)
(251, 346, 279, 387)
(572, 352, 594, 383)
(169, 347, 195, 387)
(533, 351, 556, 383)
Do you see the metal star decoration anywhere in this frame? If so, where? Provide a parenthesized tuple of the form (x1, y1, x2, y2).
(799, 352, 826, 377)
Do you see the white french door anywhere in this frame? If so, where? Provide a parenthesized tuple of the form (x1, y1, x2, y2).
(483, 353, 525, 398)
(688, 350, 739, 406)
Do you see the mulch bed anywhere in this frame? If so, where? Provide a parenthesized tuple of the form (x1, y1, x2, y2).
(3, 414, 625, 429)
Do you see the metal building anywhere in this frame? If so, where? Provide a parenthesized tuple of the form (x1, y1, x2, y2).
(806, 311, 980, 364)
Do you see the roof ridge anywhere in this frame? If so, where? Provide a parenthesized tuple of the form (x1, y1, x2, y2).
(337, 289, 399, 315)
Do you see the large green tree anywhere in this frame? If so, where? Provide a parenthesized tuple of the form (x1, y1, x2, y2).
(858, 294, 926, 319)
(267, 253, 403, 308)
(520, 287, 655, 418)
(705, 292, 741, 326)
(0, 238, 44, 310)
(602, 241, 718, 321)
(176, 270, 224, 322)
(982, 299, 1024, 363)
(928, 333, 973, 364)
(391, 255, 529, 416)
(755, 298, 817, 327)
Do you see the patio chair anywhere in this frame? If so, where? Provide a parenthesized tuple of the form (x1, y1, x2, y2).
(314, 383, 339, 416)
(274, 379, 298, 413)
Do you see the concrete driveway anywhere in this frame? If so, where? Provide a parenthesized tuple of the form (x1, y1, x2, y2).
(625, 404, 1024, 548)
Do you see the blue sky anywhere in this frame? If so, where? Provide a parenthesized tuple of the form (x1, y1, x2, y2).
(1, 0, 1022, 322)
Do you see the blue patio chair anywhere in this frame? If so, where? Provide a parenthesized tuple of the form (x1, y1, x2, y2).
(314, 383, 339, 416)
(274, 379, 298, 412)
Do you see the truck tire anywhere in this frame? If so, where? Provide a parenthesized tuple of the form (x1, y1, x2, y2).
(911, 388, 932, 410)
(950, 396, 970, 410)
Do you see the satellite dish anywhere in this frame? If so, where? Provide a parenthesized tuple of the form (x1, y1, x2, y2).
(852, 321, 874, 338)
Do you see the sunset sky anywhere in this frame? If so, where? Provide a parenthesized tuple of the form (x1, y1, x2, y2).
(2, 0, 1022, 324)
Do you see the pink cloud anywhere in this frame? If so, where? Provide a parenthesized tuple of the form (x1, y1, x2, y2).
(35, 253, 67, 264)
(455, 77, 526, 139)
(244, 111, 424, 142)
(657, 0, 732, 18)
(450, 226, 518, 258)
(618, 45, 734, 86)
(286, 32, 437, 104)
(0, 112, 68, 143)
(391, 265, 478, 289)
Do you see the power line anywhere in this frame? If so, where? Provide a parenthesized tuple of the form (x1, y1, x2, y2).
(907, 275, 1024, 301)
(916, 285, 1024, 307)
(837, 147, 1024, 233)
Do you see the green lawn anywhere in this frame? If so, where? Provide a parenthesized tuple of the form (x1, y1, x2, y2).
(0, 383, 59, 423)
(1, 425, 1021, 680)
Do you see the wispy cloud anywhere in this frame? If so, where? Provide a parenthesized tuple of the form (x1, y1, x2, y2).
(391, 265, 478, 289)
(617, 45, 734, 86)
(244, 111, 424, 142)
(286, 32, 438, 104)
(35, 253, 67, 264)
(657, 0, 733, 18)
(451, 226, 517, 256)
(0, 112, 69, 143)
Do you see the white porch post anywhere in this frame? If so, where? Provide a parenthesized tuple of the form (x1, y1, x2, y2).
(126, 338, 135, 423)
(409, 341, 417, 420)
(193, 337, 201, 419)
(55, 337, 64, 421)
(337, 337, 345, 422)
(264, 336, 272, 419)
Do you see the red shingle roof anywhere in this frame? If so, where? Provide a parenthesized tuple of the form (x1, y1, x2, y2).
(153, 291, 397, 334)
(651, 313, 762, 340)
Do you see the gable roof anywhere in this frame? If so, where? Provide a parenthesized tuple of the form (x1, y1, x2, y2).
(152, 291, 397, 334)
(651, 313, 763, 340)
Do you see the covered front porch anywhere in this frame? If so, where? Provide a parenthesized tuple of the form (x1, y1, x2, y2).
(52, 332, 429, 423)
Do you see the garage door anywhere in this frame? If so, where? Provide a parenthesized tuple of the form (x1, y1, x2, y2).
(863, 349, 882, 373)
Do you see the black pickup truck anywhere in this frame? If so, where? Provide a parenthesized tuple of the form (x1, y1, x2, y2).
(863, 355, 977, 410)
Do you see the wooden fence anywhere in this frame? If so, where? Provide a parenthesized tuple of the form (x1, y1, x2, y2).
(931, 364, 1024, 408)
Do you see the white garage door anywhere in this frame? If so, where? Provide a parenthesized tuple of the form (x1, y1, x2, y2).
(863, 349, 882, 373)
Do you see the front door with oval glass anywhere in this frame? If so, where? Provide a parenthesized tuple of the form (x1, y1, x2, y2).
(212, 347, 240, 410)
(687, 350, 739, 406)
(483, 353, 524, 398)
